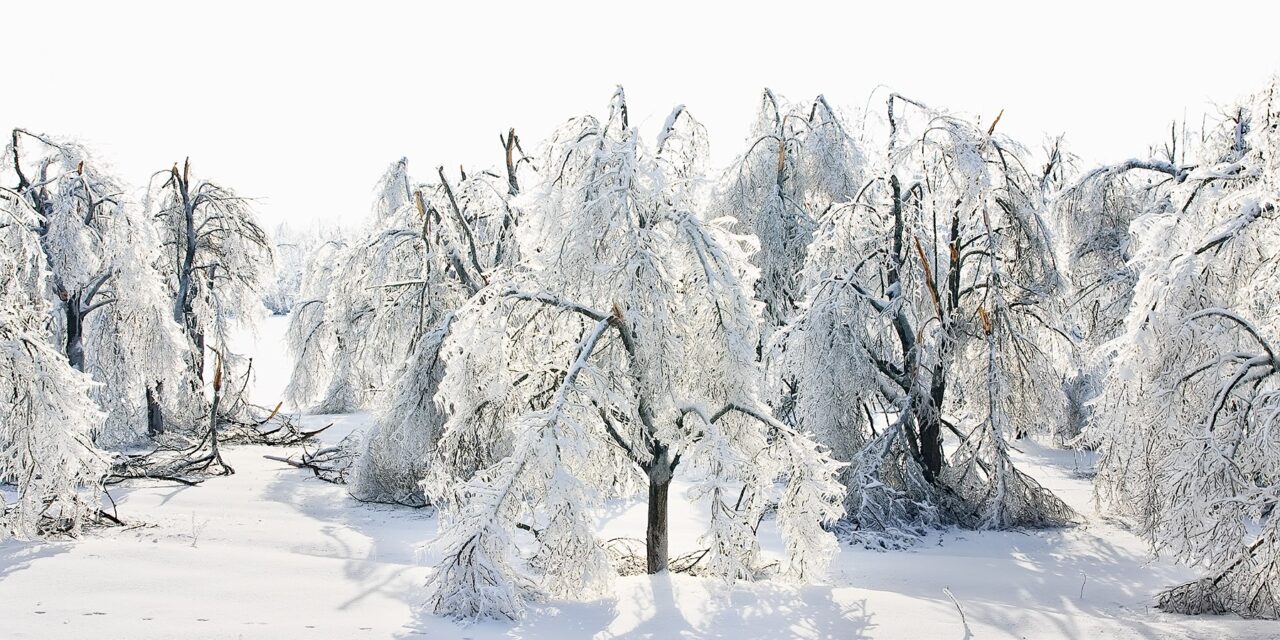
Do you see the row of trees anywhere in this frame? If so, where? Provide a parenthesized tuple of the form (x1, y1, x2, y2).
(291, 81, 1279, 620)
(0, 131, 272, 537)
(6, 78, 1270, 621)
(287, 87, 1095, 621)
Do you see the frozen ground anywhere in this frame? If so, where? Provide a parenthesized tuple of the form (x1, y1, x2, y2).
(1, 316, 1276, 639)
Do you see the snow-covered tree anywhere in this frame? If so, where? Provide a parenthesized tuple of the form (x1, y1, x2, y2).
(264, 222, 331, 315)
(290, 158, 445, 415)
(284, 139, 529, 504)
(345, 157, 503, 501)
(283, 236, 348, 409)
(773, 94, 1075, 548)
(148, 159, 273, 470)
(0, 190, 110, 539)
(150, 158, 272, 379)
(424, 90, 843, 621)
(3, 130, 183, 446)
(1092, 81, 1280, 619)
(1053, 133, 1182, 441)
(350, 314, 453, 505)
(713, 90, 864, 333)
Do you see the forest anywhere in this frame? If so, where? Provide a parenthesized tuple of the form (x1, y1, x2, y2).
(1, 77, 1278, 637)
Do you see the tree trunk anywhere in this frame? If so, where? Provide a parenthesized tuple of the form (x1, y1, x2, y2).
(205, 356, 230, 474)
(920, 369, 947, 481)
(192, 327, 205, 381)
(146, 382, 165, 437)
(207, 383, 222, 463)
(64, 295, 85, 371)
(644, 441, 676, 575)
(646, 472, 670, 574)
(919, 415, 943, 480)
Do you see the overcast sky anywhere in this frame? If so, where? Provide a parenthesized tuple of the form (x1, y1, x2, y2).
(3, 1, 1278, 229)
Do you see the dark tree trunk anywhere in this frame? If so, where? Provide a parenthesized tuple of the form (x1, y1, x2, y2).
(172, 162, 196, 325)
(919, 416, 943, 481)
(919, 369, 947, 481)
(646, 472, 671, 574)
(146, 381, 165, 437)
(501, 128, 521, 197)
(208, 375, 222, 462)
(170, 160, 208, 388)
(64, 295, 85, 371)
(644, 439, 677, 575)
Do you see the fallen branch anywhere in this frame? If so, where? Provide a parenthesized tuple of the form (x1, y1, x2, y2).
(262, 430, 358, 485)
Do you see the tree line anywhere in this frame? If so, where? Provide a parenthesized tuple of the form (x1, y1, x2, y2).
(2, 78, 1276, 622)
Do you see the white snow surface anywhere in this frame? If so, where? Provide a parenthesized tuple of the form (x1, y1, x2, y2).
(1, 316, 1275, 639)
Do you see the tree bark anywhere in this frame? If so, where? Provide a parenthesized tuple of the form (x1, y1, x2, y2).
(646, 471, 671, 574)
(502, 128, 520, 197)
(920, 370, 947, 480)
(63, 295, 85, 371)
(208, 380, 222, 463)
(919, 416, 944, 480)
(204, 354, 230, 474)
(146, 381, 165, 437)
(171, 161, 196, 326)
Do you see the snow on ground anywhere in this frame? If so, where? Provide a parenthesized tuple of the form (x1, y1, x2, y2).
(1, 315, 1276, 639)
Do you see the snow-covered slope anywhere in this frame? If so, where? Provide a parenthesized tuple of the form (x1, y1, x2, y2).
(0, 316, 1274, 639)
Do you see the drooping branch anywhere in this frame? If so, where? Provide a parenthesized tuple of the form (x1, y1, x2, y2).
(436, 166, 488, 287)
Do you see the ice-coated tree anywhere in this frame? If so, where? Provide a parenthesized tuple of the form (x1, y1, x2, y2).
(1092, 82, 1280, 619)
(148, 159, 273, 471)
(350, 154, 518, 502)
(352, 149, 529, 504)
(423, 89, 844, 621)
(264, 221, 329, 315)
(289, 158, 429, 415)
(351, 313, 453, 505)
(283, 235, 347, 409)
(713, 90, 865, 333)
(3, 129, 183, 446)
(284, 140, 528, 504)
(0, 191, 110, 539)
(1057, 146, 1167, 352)
(1053, 131, 1180, 441)
(150, 158, 272, 380)
(773, 94, 1075, 548)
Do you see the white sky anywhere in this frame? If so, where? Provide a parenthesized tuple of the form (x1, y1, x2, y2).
(3, 0, 1278, 229)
